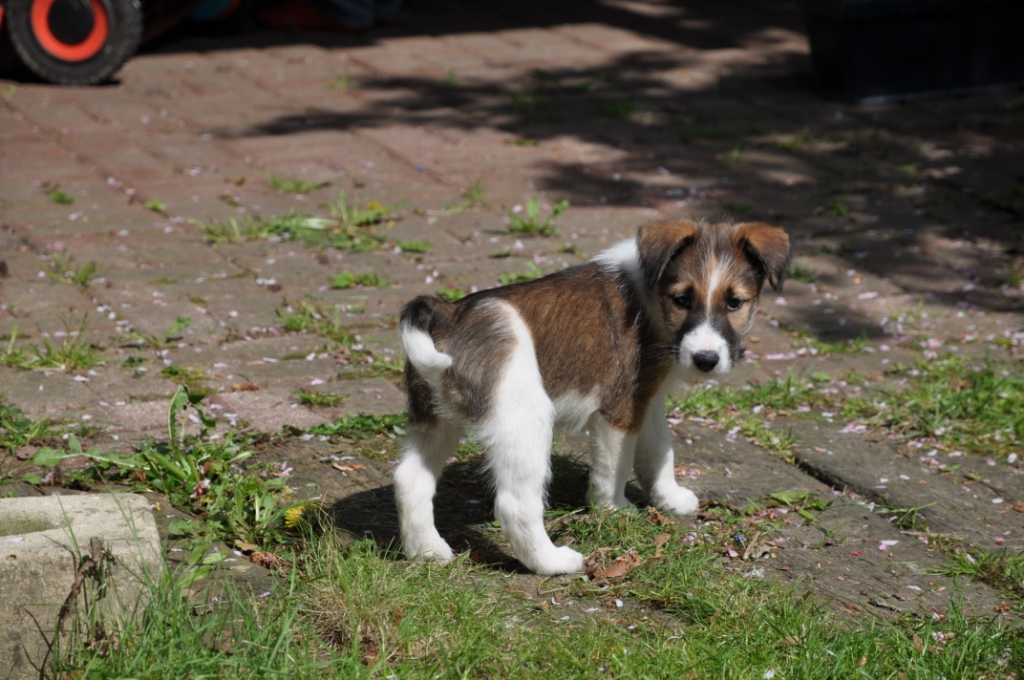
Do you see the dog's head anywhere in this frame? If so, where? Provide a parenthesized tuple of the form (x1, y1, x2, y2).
(637, 219, 790, 375)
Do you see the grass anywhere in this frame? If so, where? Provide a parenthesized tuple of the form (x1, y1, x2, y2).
(0, 404, 59, 483)
(296, 391, 346, 407)
(438, 288, 466, 301)
(787, 264, 817, 283)
(39, 250, 98, 288)
(441, 180, 488, 214)
(821, 199, 851, 217)
(931, 546, 1024, 599)
(276, 300, 403, 377)
(268, 173, 329, 195)
(194, 192, 397, 251)
(48, 186, 74, 205)
(396, 240, 431, 253)
(160, 363, 212, 397)
(144, 199, 167, 213)
(0, 321, 102, 371)
(677, 351, 1024, 459)
(794, 332, 867, 355)
(679, 122, 764, 142)
(329, 271, 390, 289)
(52, 508, 1024, 678)
(499, 261, 545, 285)
(120, 316, 191, 350)
(595, 98, 636, 118)
(508, 198, 568, 236)
(326, 71, 351, 91)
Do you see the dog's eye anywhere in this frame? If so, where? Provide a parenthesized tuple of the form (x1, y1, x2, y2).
(726, 297, 744, 312)
(673, 295, 692, 310)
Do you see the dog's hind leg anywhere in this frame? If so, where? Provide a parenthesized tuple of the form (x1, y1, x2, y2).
(394, 420, 461, 561)
(478, 304, 585, 576)
(634, 399, 699, 515)
(587, 414, 637, 511)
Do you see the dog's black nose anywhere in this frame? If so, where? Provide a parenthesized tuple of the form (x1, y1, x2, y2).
(692, 351, 720, 372)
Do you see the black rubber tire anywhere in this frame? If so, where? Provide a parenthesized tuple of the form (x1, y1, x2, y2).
(4, 0, 143, 85)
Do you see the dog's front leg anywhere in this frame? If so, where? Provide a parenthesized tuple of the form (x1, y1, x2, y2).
(587, 415, 638, 512)
(394, 422, 461, 561)
(634, 400, 699, 515)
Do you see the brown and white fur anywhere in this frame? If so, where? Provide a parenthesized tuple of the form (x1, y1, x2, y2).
(394, 220, 791, 575)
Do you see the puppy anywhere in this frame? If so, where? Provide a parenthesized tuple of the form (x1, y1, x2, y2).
(394, 220, 790, 575)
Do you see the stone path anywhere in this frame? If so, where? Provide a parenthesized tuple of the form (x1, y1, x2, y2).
(1, 0, 1022, 619)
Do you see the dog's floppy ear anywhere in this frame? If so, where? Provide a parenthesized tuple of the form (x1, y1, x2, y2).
(637, 220, 698, 289)
(733, 222, 791, 292)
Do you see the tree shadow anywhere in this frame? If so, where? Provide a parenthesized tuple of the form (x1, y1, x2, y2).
(324, 453, 597, 571)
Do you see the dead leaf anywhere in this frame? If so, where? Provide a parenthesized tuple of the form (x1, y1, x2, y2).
(469, 547, 487, 564)
(849, 550, 866, 556)
(1012, 501, 1024, 513)
(249, 551, 290, 575)
(912, 633, 923, 653)
(653, 533, 671, 557)
(780, 635, 800, 647)
(588, 550, 641, 580)
(231, 382, 261, 392)
(994, 603, 1011, 613)
(332, 462, 366, 472)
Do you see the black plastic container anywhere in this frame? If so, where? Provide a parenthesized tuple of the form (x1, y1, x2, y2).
(800, 0, 1024, 104)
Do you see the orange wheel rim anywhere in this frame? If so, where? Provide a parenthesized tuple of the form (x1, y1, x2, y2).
(31, 0, 109, 62)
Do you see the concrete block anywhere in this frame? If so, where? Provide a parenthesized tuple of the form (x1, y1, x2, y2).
(0, 494, 164, 680)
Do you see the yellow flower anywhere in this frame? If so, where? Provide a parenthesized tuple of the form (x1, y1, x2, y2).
(284, 504, 307, 529)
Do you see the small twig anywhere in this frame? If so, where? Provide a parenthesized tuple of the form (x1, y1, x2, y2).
(57, 536, 110, 636)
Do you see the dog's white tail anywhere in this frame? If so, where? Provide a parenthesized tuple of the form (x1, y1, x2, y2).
(401, 322, 453, 380)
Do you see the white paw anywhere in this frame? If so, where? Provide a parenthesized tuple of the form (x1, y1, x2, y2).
(404, 534, 455, 562)
(653, 485, 699, 515)
(527, 546, 586, 576)
(592, 495, 637, 513)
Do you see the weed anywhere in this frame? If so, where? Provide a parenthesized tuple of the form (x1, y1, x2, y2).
(729, 202, 752, 214)
(1000, 259, 1024, 287)
(507, 137, 538, 147)
(194, 192, 395, 251)
(144, 199, 167, 213)
(305, 412, 407, 440)
(326, 71, 351, 91)
(297, 391, 346, 407)
(724, 147, 742, 165)
(0, 85, 15, 101)
(821, 199, 850, 217)
(438, 288, 466, 301)
(787, 264, 817, 283)
(0, 321, 101, 371)
(981, 185, 1024, 218)
(499, 261, 545, 285)
(396, 240, 431, 253)
(509, 88, 541, 116)
(596, 99, 636, 118)
(48, 187, 74, 205)
(679, 122, 764, 142)
(121, 316, 192, 349)
(276, 301, 400, 376)
(329, 271, 390, 289)
(39, 250, 98, 288)
(443, 69, 459, 85)
(160, 364, 211, 396)
(530, 68, 558, 82)
(268, 173, 329, 195)
(0, 405, 57, 483)
(931, 547, 1024, 597)
(794, 332, 867, 355)
(508, 198, 568, 236)
(441, 180, 488, 214)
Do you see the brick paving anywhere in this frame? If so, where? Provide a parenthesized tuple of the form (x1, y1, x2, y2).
(1, 0, 1024, 613)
